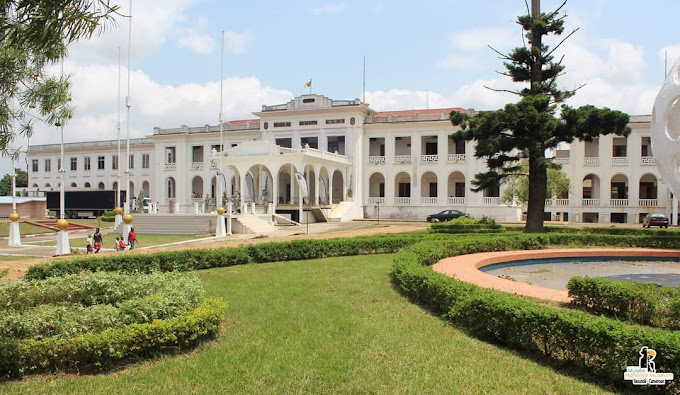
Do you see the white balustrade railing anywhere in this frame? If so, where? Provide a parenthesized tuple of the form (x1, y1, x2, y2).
(582, 199, 600, 206)
(420, 197, 438, 205)
(553, 157, 570, 165)
(611, 157, 629, 166)
(394, 197, 412, 205)
(367, 197, 385, 204)
(420, 154, 439, 163)
(447, 197, 466, 205)
(394, 155, 412, 164)
(609, 199, 629, 206)
(641, 156, 655, 166)
(545, 199, 553, 206)
(584, 157, 600, 166)
(191, 162, 204, 170)
(448, 153, 466, 163)
(164, 163, 176, 171)
(639, 199, 658, 207)
(555, 199, 570, 206)
(483, 197, 500, 205)
(368, 156, 386, 165)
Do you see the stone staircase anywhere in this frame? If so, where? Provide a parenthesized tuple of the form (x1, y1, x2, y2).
(235, 215, 276, 234)
(114, 214, 214, 235)
(310, 207, 328, 222)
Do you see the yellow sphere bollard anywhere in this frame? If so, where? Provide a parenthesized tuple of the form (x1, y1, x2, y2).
(123, 214, 134, 224)
(9, 212, 20, 222)
(56, 218, 69, 231)
(217, 206, 226, 215)
(114, 206, 123, 215)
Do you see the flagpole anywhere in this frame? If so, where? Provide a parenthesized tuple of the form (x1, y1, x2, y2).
(362, 56, 366, 103)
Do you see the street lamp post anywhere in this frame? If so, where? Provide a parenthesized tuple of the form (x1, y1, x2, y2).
(215, 31, 227, 237)
(115, 46, 123, 228)
(55, 60, 70, 255)
(122, 0, 133, 244)
(8, 156, 21, 247)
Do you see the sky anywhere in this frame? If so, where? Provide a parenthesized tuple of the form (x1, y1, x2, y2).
(6, 0, 680, 174)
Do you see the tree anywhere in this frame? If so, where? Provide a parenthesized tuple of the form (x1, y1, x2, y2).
(0, 1, 119, 153)
(451, 0, 630, 232)
(0, 168, 27, 195)
(501, 161, 570, 206)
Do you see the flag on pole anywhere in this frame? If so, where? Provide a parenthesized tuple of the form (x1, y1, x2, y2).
(304, 79, 312, 88)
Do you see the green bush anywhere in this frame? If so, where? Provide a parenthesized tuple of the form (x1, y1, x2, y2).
(25, 234, 454, 280)
(392, 233, 680, 392)
(568, 276, 680, 328)
(429, 216, 503, 234)
(0, 298, 227, 378)
(506, 225, 680, 237)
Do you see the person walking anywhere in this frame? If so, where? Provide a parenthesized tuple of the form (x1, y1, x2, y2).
(93, 227, 103, 253)
(128, 227, 137, 250)
(86, 234, 93, 254)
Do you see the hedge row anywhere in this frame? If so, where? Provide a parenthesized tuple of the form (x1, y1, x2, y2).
(568, 276, 680, 328)
(507, 225, 680, 237)
(392, 234, 680, 392)
(25, 234, 453, 280)
(0, 298, 227, 379)
(546, 233, 680, 249)
(429, 217, 503, 234)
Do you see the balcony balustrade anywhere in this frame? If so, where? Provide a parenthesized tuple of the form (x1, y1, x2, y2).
(164, 163, 176, 171)
(555, 199, 570, 206)
(609, 199, 629, 206)
(190, 162, 204, 170)
(394, 197, 412, 205)
(641, 156, 656, 166)
(420, 197, 438, 205)
(482, 197, 501, 205)
(448, 153, 466, 163)
(584, 157, 600, 166)
(447, 197, 466, 205)
(368, 156, 386, 165)
(394, 155, 412, 164)
(367, 197, 385, 204)
(582, 199, 600, 206)
(420, 154, 439, 163)
(639, 199, 658, 207)
(553, 157, 570, 165)
(611, 157, 629, 166)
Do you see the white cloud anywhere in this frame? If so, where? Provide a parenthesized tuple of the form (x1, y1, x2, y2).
(436, 54, 480, 71)
(223, 31, 255, 55)
(178, 30, 216, 55)
(311, 2, 346, 15)
(448, 27, 519, 52)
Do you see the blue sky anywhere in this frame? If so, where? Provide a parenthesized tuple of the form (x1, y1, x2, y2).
(5, 0, 680, 174)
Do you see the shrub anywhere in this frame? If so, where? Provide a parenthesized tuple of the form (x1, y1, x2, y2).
(428, 216, 503, 234)
(506, 225, 680, 237)
(568, 276, 680, 328)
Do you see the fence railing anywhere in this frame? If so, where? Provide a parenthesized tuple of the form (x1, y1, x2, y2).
(584, 157, 600, 166)
(482, 197, 501, 205)
(394, 155, 412, 164)
(639, 199, 658, 207)
(448, 153, 466, 163)
(420, 197, 438, 205)
(420, 154, 439, 163)
(611, 157, 629, 166)
(582, 199, 600, 206)
(368, 156, 386, 165)
(609, 199, 629, 206)
(447, 197, 466, 205)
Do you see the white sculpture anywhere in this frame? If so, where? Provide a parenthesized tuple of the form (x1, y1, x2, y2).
(652, 59, 680, 200)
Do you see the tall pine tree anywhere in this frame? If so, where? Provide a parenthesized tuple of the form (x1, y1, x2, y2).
(451, 0, 630, 232)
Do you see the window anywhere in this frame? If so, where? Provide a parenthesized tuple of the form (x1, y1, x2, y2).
(32, 159, 38, 172)
(57, 158, 61, 171)
(613, 145, 627, 157)
(142, 153, 150, 169)
(398, 183, 411, 197)
(299, 120, 317, 126)
(165, 147, 176, 164)
(97, 156, 105, 170)
(70, 157, 77, 171)
(325, 118, 345, 124)
(84, 157, 91, 171)
(273, 121, 291, 128)
(425, 142, 438, 155)
(129, 154, 134, 169)
(45, 159, 51, 172)
(112, 155, 118, 170)
(455, 139, 466, 154)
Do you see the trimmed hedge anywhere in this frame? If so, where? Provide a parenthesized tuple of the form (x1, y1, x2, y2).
(507, 225, 680, 237)
(429, 216, 503, 234)
(25, 234, 454, 280)
(0, 298, 226, 378)
(392, 233, 680, 393)
(568, 276, 680, 328)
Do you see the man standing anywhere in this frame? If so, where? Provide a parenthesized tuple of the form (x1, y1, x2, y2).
(128, 227, 137, 250)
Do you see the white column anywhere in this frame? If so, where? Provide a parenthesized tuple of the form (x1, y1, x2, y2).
(674, 196, 678, 226)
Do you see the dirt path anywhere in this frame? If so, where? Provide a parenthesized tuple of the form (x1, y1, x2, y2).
(0, 222, 428, 281)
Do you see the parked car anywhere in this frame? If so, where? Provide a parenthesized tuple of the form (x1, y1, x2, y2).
(426, 209, 469, 223)
(643, 213, 669, 228)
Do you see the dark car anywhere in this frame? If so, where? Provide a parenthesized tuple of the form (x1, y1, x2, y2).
(426, 209, 469, 223)
(643, 213, 669, 228)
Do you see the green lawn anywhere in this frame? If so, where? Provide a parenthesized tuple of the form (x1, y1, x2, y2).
(27, 233, 210, 248)
(0, 219, 112, 237)
(1, 254, 613, 394)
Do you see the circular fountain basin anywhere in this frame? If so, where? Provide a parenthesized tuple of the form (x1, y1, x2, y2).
(432, 248, 680, 303)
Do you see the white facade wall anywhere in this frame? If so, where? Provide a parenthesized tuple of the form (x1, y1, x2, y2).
(26, 95, 666, 224)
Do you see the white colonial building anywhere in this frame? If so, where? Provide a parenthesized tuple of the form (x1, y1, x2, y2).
(26, 94, 672, 225)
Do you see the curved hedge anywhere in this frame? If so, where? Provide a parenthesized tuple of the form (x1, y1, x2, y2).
(0, 272, 226, 378)
(392, 233, 680, 393)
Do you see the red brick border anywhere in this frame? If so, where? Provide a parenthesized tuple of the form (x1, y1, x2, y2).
(432, 248, 680, 303)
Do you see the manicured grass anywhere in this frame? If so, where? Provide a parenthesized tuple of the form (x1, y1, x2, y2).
(1, 254, 613, 394)
(27, 234, 210, 248)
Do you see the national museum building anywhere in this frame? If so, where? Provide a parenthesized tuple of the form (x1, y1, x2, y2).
(26, 94, 669, 224)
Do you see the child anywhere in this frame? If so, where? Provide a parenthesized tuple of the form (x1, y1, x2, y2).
(118, 236, 127, 251)
(86, 234, 93, 254)
(115, 236, 120, 251)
